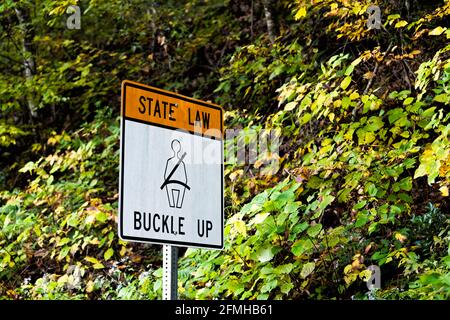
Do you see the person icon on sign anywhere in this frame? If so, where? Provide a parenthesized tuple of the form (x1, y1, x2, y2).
(160, 139, 190, 209)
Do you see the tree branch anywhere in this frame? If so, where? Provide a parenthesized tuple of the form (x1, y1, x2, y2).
(261, 0, 277, 44)
(14, 2, 38, 119)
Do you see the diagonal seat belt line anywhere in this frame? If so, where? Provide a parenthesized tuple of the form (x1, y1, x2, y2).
(160, 152, 187, 190)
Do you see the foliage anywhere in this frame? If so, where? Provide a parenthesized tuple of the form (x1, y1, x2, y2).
(0, 0, 449, 300)
(176, 0, 450, 300)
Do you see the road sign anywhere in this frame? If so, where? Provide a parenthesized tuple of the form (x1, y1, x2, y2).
(119, 80, 224, 249)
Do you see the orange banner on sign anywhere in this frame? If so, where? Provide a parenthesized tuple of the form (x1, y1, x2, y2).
(121, 80, 223, 139)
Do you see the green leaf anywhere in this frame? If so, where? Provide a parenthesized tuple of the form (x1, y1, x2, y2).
(390, 205, 402, 215)
(342, 96, 351, 109)
(355, 215, 368, 228)
(300, 112, 312, 125)
(403, 97, 414, 105)
(269, 65, 285, 80)
(284, 201, 300, 214)
(366, 116, 383, 131)
(398, 177, 412, 191)
(274, 264, 294, 275)
(96, 211, 108, 223)
(104, 248, 114, 260)
(57, 237, 70, 247)
(153, 279, 162, 292)
(280, 282, 294, 294)
(93, 263, 105, 269)
(153, 268, 163, 278)
(256, 246, 275, 263)
(319, 195, 335, 211)
(58, 246, 70, 260)
(307, 223, 323, 238)
(19, 161, 35, 173)
(292, 221, 309, 235)
(300, 262, 315, 278)
(434, 94, 448, 103)
(292, 239, 314, 256)
(414, 164, 427, 179)
(345, 65, 355, 76)
(368, 222, 379, 234)
(261, 279, 278, 293)
(357, 129, 376, 144)
(367, 183, 378, 197)
(353, 200, 367, 210)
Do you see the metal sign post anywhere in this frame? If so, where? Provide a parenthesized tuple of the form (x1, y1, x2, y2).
(162, 245, 178, 300)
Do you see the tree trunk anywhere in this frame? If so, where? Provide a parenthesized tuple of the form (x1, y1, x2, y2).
(14, 4, 37, 119)
(261, 0, 277, 44)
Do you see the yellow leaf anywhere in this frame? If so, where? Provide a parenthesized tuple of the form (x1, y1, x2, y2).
(328, 112, 335, 122)
(344, 264, 353, 274)
(85, 256, 100, 264)
(86, 280, 94, 293)
(234, 220, 247, 237)
(254, 159, 263, 169)
(295, 7, 307, 20)
(359, 270, 373, 282)
(440, 186, 449, 197)
(284, 101, 297, 111)
(93, 263, 105, 269)
(341, 76, 352, 90)
(229, 169, 243, 181)
(89, 238, 100, 245)
(57, 274, 68, 284)
(350, 92, 360, 100)
(395, 20, 408, 28)
(363, 71, 375, 80)
(429, 26, 446, 36)
(395, 233, 407, 243)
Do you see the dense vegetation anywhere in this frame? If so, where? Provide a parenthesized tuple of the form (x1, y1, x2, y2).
(0, 0, 449, 300)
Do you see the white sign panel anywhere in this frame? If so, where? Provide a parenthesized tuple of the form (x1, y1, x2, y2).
(119, 80, 224, 249)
